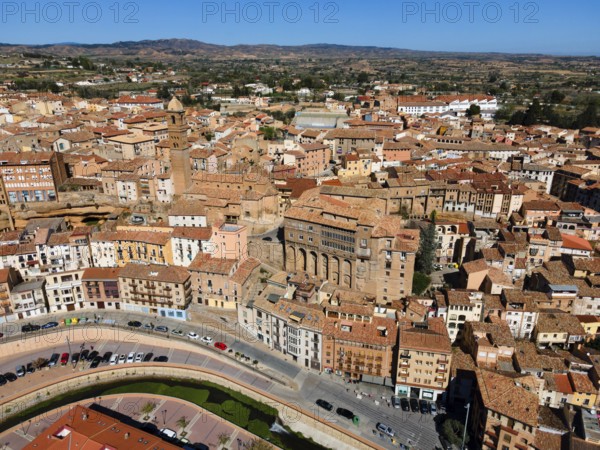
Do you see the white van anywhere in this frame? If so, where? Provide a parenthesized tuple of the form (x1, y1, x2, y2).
(160, 428, 177, 439)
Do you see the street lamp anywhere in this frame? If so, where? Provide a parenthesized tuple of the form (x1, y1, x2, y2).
(161, 409, 167, 425)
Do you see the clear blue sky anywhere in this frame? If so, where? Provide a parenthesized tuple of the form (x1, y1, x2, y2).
(1, 0, 598, 55)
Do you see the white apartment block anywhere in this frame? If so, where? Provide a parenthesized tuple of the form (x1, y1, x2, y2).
(44, 270, 85, 313)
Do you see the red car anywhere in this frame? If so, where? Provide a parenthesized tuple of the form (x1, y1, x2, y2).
(214, 342, 227, 351)
(60, 352, 69, 365)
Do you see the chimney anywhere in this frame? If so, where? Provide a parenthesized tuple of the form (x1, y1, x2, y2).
(124, 432, 130, 439)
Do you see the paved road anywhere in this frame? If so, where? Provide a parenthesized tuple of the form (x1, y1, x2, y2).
(0, 311, 443, 449)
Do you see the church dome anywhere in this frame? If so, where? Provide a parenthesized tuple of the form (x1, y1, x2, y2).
(167, 96, 184, 112)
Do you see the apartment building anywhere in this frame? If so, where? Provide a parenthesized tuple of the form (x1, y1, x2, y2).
(461, 321, 515, 370)
(0, 151, 67, 204)
(323, 128, 377, 161)
(90, 228, 176, 268)
(170, 226, 212, 267)
(9, 279, 47, 319)
(434, 221, 471, 265)
(321, 290, 397, 385)
(100, 158, 165, 200)
(284, 191, 419, 303)
(395, 317, 452, 401)
(242, 283, 326, 371)
(189, 253, 260, 309)
(500, 290, 541, 339)
(118, 263, 192, 320)
(0, 267, 21, 320)
(534, 311, 586, 349)
(44, 269, 85, 312)
(439, 290, 484, 342)
(82, 267, 121, 310)
(168, 200, 208, 227)
(39, 230, 93, 273)
(297, 143, 331, 177)
(471, 369, 539, 450)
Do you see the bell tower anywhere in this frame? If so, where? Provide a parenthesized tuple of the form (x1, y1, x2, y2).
(167, 96, 191, 196)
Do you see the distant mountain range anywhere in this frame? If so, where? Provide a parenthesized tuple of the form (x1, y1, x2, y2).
(0, 38, 565, 60)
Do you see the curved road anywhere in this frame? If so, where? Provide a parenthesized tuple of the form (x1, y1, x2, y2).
(0, 311, 443, 450)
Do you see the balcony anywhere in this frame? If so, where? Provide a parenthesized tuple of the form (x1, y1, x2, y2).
(436, 367, 447, 373)
(400, 353, 411, 359)
(437, 358, 448, 364)
(356, 248, 371, 259)
(400, 360, 410, 368)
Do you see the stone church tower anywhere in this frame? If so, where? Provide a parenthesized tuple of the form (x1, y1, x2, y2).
(167, 96, 191, 196)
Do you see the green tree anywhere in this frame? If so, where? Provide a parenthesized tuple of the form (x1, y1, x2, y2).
(260, 126, 278, 141)
(176, 416, 190, 432)
(416, 216, 437, 275)
(442, 418, 468, 446)
(522, 99, 542, 126)
(218, 432, 230, 448)
(546, 90, 565, 104)
(412, 272, 431, 295)
(573, 103, 599, 129)
(141, 402, 156, 419)
(466, 104, 481, 117)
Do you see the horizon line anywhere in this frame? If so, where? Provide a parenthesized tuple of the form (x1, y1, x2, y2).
(0, 38, 598, 58)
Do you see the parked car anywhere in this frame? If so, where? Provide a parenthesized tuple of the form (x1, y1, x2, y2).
(153, 355, 168, 362)
(419, 400, 429, 414)
(410, 398, 419, 413)
(143, 353, 154, 362)
(109, 354, 118, 365)
(89, 357, 101, 369)
(21, 323, 40, 333)
(156, 326, 169, 333)
(126, 352, 135, 363)
(71, 353, 80, 364)
(159, 427, 177, 440)
(0, 374, 7, 386)
(135, 352, 144, 363)
(118, 354, 126, 364)
(15, 365, 26, 377)
(171, 329, 183, 336)
(26, 363, 35, 374)
(187, 331, 199, 340)
(142, 323, 153, 330)
(391, 395, 401, 409)
(400, 397, 410, 411)
(200, 336, 213, 344)
(48, 353, 60, 367)
(336, 407, 355, 420)
(102, 352, 113, 363)
(41, 321, 59, 329)
(315, 399, 333, 411)
(214, 342, 227, 351)
(4, 372, 17, 382)
(127, 321, 142, 328)
(376, 423, 394, 437)
(60, 353, 69, 365)
(80, 349, 90, 361)
(87, 351, 99, 361)
(430, 402, 438, 415)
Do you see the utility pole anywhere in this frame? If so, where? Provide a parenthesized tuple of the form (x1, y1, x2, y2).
(462, 402, 471, 450)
